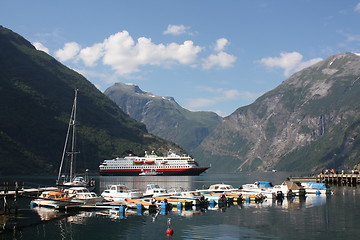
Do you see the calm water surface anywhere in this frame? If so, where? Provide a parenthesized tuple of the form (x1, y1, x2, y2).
(1, 172, 360, 240)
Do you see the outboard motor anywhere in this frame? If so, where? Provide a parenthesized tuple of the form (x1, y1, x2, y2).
(276, 191, 284, 200)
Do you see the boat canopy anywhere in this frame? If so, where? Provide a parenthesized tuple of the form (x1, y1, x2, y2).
(305, 182, 329, 189)
(284, 181, 303, 190)
(257, 181, 274, 188)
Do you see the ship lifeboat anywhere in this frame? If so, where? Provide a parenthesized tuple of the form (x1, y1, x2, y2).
(134, 160, 144, 164)
(145, 160, 155, 164)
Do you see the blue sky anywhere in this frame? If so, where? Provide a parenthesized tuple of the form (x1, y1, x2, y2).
(2, 1, 360, 116)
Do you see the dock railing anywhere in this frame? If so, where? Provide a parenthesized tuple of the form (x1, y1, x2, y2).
(290, 173, 360, 184)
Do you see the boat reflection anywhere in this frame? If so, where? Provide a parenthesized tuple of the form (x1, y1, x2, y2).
(67, 211, 97, 224)
(234, 194, 328, 209)
(32, 206, 66, 221)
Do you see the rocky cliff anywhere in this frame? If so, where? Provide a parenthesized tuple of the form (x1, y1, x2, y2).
(194, 52, 360, 172)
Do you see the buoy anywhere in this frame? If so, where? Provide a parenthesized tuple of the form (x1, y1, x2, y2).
(316, 190, 321, 195)
(166, 228, 174, 236)
(177, 202, 182, 209)
(166, 218, 174, 236)
(137, 203, 144, 211)
(119, 205, 125, 212)
(118, 206, 126, 219)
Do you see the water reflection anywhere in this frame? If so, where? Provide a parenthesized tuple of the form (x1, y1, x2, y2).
(5, 174, 358, 240)
(32, 207, 65, 221)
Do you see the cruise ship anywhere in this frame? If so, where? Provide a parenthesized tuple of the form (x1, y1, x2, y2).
(99, 150, 209, 176)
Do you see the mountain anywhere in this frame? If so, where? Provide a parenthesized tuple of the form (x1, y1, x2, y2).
(194, 52, 360, 172)
(104, 82, 222, 152)
(0, 26, 184, 175)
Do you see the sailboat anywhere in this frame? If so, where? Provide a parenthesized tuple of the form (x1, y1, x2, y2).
(56, 89, 95, 189)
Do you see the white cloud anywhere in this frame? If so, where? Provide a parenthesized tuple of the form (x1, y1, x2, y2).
(187, 97, 216, 109)
(183, 85, 263, 116)
(55, 42, 81, 62)
(345, 33, 360, 42)
(260, 52, 322, 77)
(32, 41, 49, 54)
(78, 43, 104, 67)
(101, 31, 202, 75)
(202, 51, 237, 69)
(186, 86, 260, 112)
(54, 31, 236, 76)
(163, 24, 190, 35)
(355, 3, 360, 12)
(214, 38, 229, 52)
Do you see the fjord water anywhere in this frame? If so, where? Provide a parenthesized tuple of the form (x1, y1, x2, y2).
(2, 172, 360, 240)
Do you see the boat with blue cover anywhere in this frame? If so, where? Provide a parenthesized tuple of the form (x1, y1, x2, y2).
(241, 181, 278, 199)
(300, 182, 333, 195)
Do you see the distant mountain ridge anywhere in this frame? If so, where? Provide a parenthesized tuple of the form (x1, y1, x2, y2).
(194, 52, 360, 172)
(0, 26, 184, 175)
(104, 82, 223, 152)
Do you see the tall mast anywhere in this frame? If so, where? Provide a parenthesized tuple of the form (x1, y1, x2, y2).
(69, 89, 78, 181)
(57, 89, 78, 184)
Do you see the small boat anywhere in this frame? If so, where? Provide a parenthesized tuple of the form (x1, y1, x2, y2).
(272, 181, 306, 197)
(300, 182, 333, 195)
(101, 184, 143, 202)
(64, 187, 103, 204)
(139, 170, 163, 176)
(170, 191, 209, 206)
(200, 193, 228, 205)
(196, 184, 245, 202)
(241, 181, 277, 199)
(152, 196, 193, 208)
(32, 191, 74, 208)
(124, 198, 157, 210)
(144, 184, 171, 197)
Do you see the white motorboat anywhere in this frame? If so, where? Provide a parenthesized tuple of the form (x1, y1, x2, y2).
(170, 191, 208, 206)
(272, 181, 306, 197)
(101, 184, 143, 202)
(143, 184, 171, 197)
(300, 182, 333, 195)
(196, 184, 243, 203)
(32, 191, 74, 208)
(64, 187, 103, 204)
(241, 181, 278, 199)
(199, 183, 265, 202)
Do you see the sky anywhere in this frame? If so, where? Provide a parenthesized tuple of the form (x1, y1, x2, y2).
(1, 1, 360, 116)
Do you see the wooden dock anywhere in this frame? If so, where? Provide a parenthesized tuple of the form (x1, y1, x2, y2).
(290, 173, 360, 184)
(0, 182, 58, 197)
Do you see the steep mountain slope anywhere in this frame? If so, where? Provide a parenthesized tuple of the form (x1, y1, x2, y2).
(195, 52, 360, 172)
(0, 26, 183, 175)
(104, 83, 222, 151)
